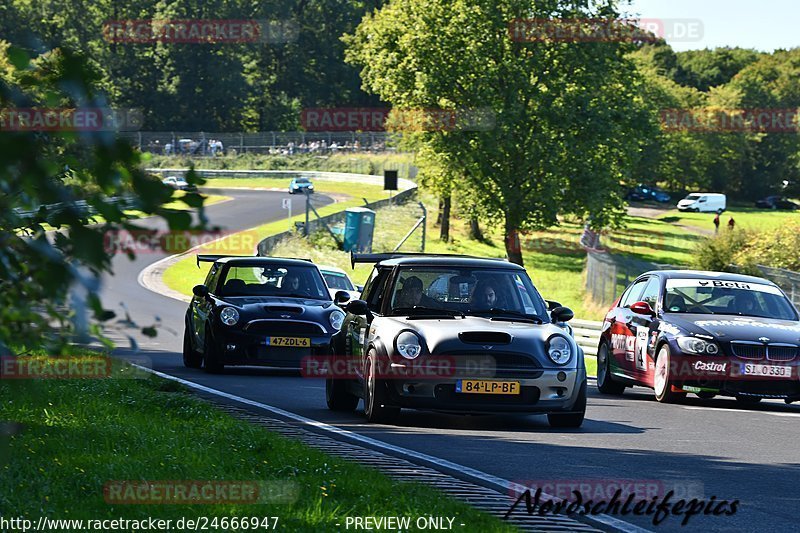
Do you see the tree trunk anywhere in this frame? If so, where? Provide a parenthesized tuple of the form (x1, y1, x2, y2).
(440, 194, 451, 242)
(469, 216, 483, 241)
(436, 198, 443, 225)
(504, 221, 523, 266)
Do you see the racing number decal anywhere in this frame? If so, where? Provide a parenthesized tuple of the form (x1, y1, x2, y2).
(635, 327, 649, 371)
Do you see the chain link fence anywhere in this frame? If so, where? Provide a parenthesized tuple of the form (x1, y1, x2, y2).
(586, 252, 800, 309)
(750, 266, 800, 308)
(585, 251, 679, 307)
(117, 131, 399, 156)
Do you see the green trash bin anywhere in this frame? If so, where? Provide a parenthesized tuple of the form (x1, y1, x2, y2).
(344, 207, 376, 253)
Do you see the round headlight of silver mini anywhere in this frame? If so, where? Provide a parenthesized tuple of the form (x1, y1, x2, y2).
(396, 331, 422, 360)
(219, 307, 239, 326)
(329, 309, 345, 331)
(547, 335, 572, 365)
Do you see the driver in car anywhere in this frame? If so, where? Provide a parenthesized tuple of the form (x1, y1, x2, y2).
(395, 276, 439, 309)
(733, 291, 759, 315)
(282, 272, 306, 295)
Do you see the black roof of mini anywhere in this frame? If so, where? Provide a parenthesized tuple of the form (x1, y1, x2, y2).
(377, 256, 522, 270)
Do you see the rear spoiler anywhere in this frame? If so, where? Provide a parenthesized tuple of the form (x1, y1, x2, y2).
(196, 254, 313, 267)
(350, 251, 497, 269)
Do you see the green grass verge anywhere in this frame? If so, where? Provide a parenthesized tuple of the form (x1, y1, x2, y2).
(0, 351, 515, 530)
(657, 207, 800, 233)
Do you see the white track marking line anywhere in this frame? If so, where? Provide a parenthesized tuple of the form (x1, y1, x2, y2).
(680, 405, 800, 417)
(130, 363, 650, 533)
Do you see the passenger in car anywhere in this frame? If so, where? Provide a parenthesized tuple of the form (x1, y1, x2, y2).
(471, 280, 499, 310)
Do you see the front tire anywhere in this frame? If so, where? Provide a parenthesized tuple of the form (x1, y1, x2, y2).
(363, 350, 399, 423)
(183, 326, 202, 369)
(596, 342, 625, 395)
(653, 344, 686, 403)
(548, 380, 586, 428)
(326, 376, 359, 411)
(203, 329, 224, 374)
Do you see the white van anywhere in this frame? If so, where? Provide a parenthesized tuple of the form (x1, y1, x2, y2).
(677, 193, 726, 213)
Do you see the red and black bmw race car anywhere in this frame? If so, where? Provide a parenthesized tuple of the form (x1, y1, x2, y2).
(596, 270, 800, 404)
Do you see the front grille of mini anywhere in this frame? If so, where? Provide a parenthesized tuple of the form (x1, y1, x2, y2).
(244, 321, 325, 336)
(458, 332, 512, 345)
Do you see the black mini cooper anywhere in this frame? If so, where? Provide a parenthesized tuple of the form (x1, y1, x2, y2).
(183, 255, 347, 373)
(325, 253, 586, 427)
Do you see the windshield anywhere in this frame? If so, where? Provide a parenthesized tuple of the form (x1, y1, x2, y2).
(388, 267, 548, 320)
(664, 279, 798, 320)
(322, 272, 354, 291)
(219, 264, 330, 300)
(296, 178, 310, 183)
(685, 194, 702, 200)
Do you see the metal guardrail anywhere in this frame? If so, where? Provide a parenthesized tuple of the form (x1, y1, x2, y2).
(572, 318, 602, 357)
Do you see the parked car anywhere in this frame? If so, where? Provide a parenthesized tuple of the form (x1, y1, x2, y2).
(597, 270, 800, 404)
(755, 195, 799, 210)
(327, 253, 586, 427)
(162, 175, 196, 192)
(677, 193, 726, 212)
(318, 264, 362, 303)
(626, 184, 671, 203)
(183, 255, 347, 373)
(289, 177, 314, 194)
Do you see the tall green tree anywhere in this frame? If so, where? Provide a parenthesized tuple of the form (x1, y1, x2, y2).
(345, 0, 651, 265)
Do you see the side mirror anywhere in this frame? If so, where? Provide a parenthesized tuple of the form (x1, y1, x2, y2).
(546, 300, 562, 311)
(630, 301, 655, 317)
(356, 285, 364, 292)
(334, 290, 351, 306)
(193, 284, 209, 298)
(346, 299, 370, 316)
(550, 306, 574, 323)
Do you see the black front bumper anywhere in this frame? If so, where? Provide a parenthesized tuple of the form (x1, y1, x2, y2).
(212, 328, 332, 368)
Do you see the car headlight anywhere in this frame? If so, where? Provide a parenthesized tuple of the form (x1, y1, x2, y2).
(329, 310, 345, 331)
(677, 336, 719, 355)
(396, 331, 422, 360)
(546, 335, 572, 365)
(219, 307, 239, 326)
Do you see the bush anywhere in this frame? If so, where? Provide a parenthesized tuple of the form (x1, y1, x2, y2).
(692, 229, 751, 272)
(693, 223, 800, 274)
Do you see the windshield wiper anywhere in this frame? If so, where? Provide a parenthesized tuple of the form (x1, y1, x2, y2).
(392, 306, 463, 318)
(471, 308, 544, 324)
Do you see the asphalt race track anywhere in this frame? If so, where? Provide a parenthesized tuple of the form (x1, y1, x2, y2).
(103, 189, 800, 533)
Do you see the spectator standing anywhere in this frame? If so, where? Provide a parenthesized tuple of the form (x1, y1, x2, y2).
(713, 213, 720, 233)
(728, 217, 735, 230)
